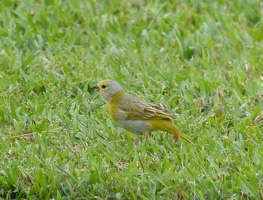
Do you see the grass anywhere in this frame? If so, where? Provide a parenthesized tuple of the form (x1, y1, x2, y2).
(0, 0, 263, 199)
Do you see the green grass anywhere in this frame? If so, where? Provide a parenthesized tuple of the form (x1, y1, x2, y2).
(1, 0, 263, 199)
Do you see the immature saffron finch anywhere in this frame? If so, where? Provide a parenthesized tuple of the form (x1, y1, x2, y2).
(91, 80, 193, 144)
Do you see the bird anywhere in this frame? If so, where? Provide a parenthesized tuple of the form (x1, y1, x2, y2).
(91, 80, 193, 144)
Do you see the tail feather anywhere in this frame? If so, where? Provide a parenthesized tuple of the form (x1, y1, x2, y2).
(150, 119, 194, 144)
(178, 132, 194, 144)
(171, 123, 194, 144)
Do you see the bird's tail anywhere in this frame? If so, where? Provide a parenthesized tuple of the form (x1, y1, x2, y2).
(151, 119, 194, 144)
(170, 125, 193, 144)
(178, 132, 194, 144)
(154, 120, 194, 144)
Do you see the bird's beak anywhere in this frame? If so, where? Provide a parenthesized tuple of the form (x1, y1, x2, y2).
(91, 85, 99, 91)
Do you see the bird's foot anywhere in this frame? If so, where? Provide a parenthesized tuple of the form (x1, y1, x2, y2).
(173, 136, 179, 142)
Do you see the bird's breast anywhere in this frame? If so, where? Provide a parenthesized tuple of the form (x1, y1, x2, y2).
(106, 102, 119, 120)
(105, 90, 125, 120)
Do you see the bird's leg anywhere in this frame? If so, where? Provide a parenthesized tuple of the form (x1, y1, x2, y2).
(118, 131, 126, 139)
(173, 135, 179, 142)
(142, 132, 151, 137)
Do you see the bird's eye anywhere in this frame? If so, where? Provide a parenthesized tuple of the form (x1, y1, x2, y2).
(101, 85, 107, 89)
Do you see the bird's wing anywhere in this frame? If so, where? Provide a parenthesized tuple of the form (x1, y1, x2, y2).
(118, 94, 178, 120)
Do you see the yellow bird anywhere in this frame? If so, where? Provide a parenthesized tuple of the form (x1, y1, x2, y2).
(91, 80, 193, 144)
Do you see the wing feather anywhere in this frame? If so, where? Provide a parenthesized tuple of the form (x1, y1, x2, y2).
(119, 94, 178, 120)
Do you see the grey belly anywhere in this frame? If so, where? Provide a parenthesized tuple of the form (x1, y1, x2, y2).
(116, 119, 151, 135)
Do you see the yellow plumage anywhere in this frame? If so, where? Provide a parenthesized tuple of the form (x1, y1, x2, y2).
(91, 80, 193, 144)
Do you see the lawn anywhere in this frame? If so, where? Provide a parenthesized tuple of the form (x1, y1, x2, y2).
(0, 0, 263, 199)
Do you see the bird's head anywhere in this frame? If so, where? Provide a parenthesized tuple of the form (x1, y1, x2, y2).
(91, 80, 123, 102)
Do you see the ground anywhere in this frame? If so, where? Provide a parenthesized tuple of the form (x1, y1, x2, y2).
(0, 0, 263, 199)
